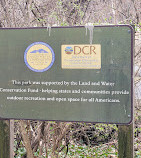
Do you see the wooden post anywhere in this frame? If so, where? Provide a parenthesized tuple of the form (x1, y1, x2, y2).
(118, 123, 134, 158)
(0, 120, 10, 158)
(118, 24, 134, 158)
(10, 120, 14, 158)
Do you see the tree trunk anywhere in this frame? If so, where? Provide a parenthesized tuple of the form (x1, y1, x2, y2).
(19, 120, 34, 158)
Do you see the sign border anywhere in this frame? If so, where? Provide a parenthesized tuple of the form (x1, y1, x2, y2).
(0, 25, 134, 124)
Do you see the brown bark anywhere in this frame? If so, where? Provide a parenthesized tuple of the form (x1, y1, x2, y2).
(19, 120, 34, 158)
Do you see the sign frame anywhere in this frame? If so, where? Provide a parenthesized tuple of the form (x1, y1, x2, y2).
(0, 25, 134, 124)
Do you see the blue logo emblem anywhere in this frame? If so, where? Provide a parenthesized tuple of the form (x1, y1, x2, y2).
(65, 46, 73, 54)
(24, 42, 55, 72)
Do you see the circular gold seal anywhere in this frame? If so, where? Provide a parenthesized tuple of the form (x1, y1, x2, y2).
(24, 42, 55, 72)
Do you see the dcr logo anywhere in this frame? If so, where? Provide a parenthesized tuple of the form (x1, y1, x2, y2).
(65, 46, 96, 55)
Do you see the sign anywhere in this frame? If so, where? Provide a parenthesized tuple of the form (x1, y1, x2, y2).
(0, 25, 133, 124)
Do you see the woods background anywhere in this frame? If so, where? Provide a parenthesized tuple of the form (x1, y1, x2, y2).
(0, 0, 140, 157)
